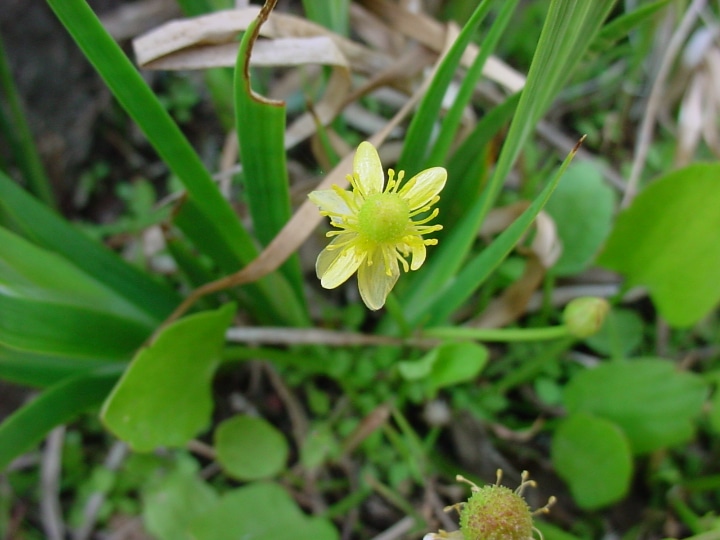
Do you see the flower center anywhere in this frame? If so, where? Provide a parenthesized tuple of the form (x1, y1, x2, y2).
(358, 193, 410, 244)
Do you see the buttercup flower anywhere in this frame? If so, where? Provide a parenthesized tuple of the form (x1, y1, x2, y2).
(309, 141, 447, 310)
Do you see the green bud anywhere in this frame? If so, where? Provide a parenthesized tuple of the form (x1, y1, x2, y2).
(563, 297, 610, 338)
(460, 484, 533, 540)
(424, 471, 555, 540)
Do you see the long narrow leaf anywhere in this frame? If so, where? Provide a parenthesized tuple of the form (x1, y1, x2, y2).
(396, 0, 616, 325)
(413, 140, 583, 327)
(44, 0, 301, 323)
(0, 31, 56, 208)
(396, 0, 495, 172)
(0, 171, 179, 321)
(234, 9, 306, 307)
(0, 366, 122, 471)
(0, 226, 155, 326)
(0, 346, 114, 388)
(0, 295, 151, 360)
(425, 0, 518, 167)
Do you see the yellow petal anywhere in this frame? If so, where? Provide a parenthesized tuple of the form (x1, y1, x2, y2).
(406, 238, 427, 270)
(357, 246, 400, 310)
(353, 141, 384, 197)
(399, 167, 447, 210)
(316, 234, 364, 289)
(308, 189, 350, 215)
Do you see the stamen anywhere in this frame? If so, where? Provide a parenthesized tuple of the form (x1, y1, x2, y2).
(390, 170, 405, 193)
(412, 208, 440, 224)
(393, 249, 409, 273)
(515, 471, 537, 496)
(387, 169, 397, 192)
(455, 474, 481, 493)
(532, 496, 556, 516)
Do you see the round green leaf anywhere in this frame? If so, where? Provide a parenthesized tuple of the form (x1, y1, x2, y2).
(398, 341, 488, 395)
(188, 482, 338, 540)
(564, 359, 709, 454)
(545, 161, 615, 276)
(101, 304, 235, 452)
(552, 412, 632, 509)
(143, 468, 218, 540)
(584, 308, 644, 357)
(215, 415, 288, 481)
(598, 163, 720, 326)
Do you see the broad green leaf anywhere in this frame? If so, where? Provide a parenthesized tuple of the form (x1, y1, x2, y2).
(0, 345, 113, 387)
(398, 342, 488, 396)
(214, 415, 288, 481)
(143, 467, 218, 540)
(0, 227, 154, 326)
(0, 295, 151, 360)
(0, 171, 179, 321)
(188, 482, 338, 540)
(564, 358, 709, 454)
(552, 412, 632, 509)
(598, 163, 720, 327)
(544, 161, 615, 276)
(584, 308, 644, 358)
(0, 366, 122, 471)
(101, 304, 235, 452)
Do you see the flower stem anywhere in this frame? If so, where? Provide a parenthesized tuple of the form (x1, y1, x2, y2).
(422, 325, 570, 343)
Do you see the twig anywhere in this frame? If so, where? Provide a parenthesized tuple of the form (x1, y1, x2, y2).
(226, 326, 439, 348)
(262, 362, 309, 443)
(40, 427, 65, 540)
(73, 441, 129, 540)
(622, 0, 706, 207)
(368, 516, 416, 540)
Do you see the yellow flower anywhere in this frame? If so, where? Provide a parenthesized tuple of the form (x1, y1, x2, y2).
(309, 141, 447, 310)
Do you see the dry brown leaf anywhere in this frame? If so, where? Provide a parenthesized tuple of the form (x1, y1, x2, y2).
(359, 0, 526, 92)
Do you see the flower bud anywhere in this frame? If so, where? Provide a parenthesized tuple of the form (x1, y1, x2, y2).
(563, 297, 610, 338)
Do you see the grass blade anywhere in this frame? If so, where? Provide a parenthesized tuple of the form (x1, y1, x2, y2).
(0, 366, 122, 471)
(0, 31, 56, 208)
(234, 9, 306, 306)
(0, 171, 180, 321)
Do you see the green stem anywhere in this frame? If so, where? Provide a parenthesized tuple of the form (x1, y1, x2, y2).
(423, 325, 570, 343)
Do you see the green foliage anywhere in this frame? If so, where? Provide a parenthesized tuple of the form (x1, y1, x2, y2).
(544, 161, 615, 276)
(599, 163, 720, 327)
(564, 359, 709, 454)
(0, 367, 121, 470)
(101, 304, 234, 452)
(215, 415, 289, 480)
(584, 308, 645, 358)
(1, 0, 718, 537)
(188, 482, 338, 540)
(552, 412, 633, 509)
(398, 341, 489, 398)
(143, 463, 218, 540)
